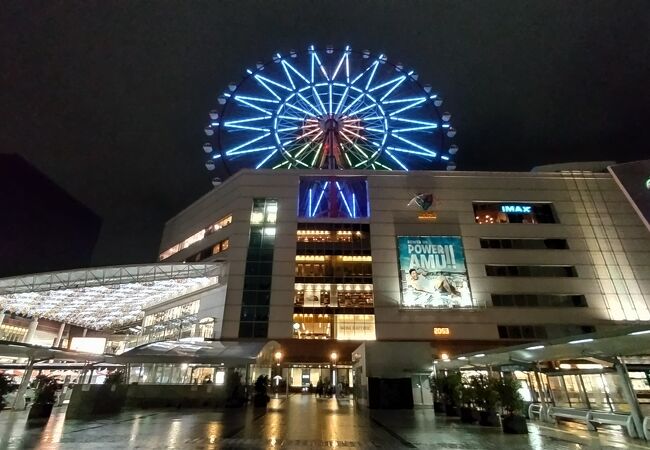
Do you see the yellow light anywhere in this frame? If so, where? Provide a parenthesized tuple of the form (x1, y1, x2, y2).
(330, 352, 338, 361)
(440, 352, 450, 361)
(274, 351, 283, 361)
(433, 327, 450, 336)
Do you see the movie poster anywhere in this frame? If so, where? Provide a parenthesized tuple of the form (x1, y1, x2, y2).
(397, 236, 473, 308)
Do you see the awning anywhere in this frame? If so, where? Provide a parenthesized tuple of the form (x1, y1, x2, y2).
(438, 325, 650, 370)
(115, 340, 281, 366)
(0, 263, 224, 330)
(0, 340, 114, 364)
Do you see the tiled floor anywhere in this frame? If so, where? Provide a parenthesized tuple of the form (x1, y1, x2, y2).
(0, 395, 648, 449)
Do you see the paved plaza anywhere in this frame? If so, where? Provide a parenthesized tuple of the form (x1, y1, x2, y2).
(0, 395, 648, 449)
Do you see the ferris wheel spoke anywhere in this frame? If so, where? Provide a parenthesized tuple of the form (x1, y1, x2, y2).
(225, 133, 271, 156)
(311, 86, 327, 115)
(235, 97, 274, 114)
(331, 50, 349, 81)
(340, 93, 365, 116)
(387, 146, 437, 158)
(384, 150, 409, 170)
(255, 149, 279, 169)
(334, 86, 350, 114)
(387, 97, 427, 116)
(364, 58, 381, 90)
(296, 93, 323, 116)
(393, 134, 437, 156)
(310, 50, 329, 82)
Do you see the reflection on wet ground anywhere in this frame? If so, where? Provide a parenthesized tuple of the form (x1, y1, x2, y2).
(0, 394, 648, 449)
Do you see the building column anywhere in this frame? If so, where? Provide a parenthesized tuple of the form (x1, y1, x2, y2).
(55, 322, 66, 347)
(13, 357, 35, 410)
(82, 328, 88, 337)
(24, 318, 39, 344)
(615, 357, 644, 438)
(0, 312, 5, 327)
(533, 365, 550, 422)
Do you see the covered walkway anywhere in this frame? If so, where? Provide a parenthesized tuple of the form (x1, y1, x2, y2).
(438, 324, 650, 440)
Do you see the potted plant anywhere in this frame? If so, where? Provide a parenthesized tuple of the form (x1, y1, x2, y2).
(440, 372, 461, 416)
(496, 376, 528, 434)
(459, 379, 479, 423)
(253, 375, 270, 407)
(471, 375, 500, 427)
(0, 372, 18, 412)
(225, 370, 245, 408)
(95, 370, 128, 415)
(28, 375, 60, 423)
(429, 375, 445, 413)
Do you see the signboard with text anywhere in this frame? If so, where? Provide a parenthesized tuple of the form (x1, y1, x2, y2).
(397, 236, 473, 309)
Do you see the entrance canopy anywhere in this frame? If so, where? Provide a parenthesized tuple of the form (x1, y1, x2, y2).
(0, 340, 114, 364)
(438, 325, 650, 370)
(0, 263, 223, 330)
(115, 340, 281, 366)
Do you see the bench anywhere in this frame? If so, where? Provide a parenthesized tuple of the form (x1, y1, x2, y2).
(588, 411, 636, 438)
(549, 407, 638, 438)
(549, 406, 591, 426)
(528, 403, 546, 421)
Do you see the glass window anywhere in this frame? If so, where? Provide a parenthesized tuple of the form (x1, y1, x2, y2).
(491, 294, 587, 307)
(548, 376, 570, 407)
(334, 314, 376, 340)
(292, 313, 333, 339)
(298, 177, 369, 219)
(486, 265, 577, 277)
(159, 214, 232, 260)
(480, 238, 569, 250)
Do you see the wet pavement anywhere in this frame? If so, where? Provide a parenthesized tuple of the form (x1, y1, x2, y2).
(0, 394, 648, 449)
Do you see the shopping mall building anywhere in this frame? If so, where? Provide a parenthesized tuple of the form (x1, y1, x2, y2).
(1, 47, 649, 419)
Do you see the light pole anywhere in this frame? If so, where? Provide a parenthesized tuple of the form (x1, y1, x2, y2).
(274, 351, 284, 397)
(330, 352, 338, 391)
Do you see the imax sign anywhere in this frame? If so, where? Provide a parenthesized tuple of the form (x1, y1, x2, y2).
(500, 205, 532, 214)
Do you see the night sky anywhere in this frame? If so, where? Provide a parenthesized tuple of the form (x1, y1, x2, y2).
(2, 1, 649, 266)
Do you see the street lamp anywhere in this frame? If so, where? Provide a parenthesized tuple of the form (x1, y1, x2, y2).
(330, 352, 338, 389)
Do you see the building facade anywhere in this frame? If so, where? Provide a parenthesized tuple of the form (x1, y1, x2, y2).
(158, 168, 650, 364)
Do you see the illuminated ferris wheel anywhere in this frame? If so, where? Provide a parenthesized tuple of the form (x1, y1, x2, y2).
(203, 45, 458, 178)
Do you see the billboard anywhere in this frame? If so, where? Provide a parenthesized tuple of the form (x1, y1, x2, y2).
(397, 236, 473, 308)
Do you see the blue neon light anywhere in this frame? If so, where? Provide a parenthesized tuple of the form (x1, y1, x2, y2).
(500, 205, 532, 214)
(206, 46, 456, 174)
(335, 181, 353, 217)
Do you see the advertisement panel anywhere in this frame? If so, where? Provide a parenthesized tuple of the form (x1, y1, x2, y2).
(397, 236, 473, 308)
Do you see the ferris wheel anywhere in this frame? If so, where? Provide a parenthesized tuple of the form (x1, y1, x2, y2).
(203, 45, 458, 178)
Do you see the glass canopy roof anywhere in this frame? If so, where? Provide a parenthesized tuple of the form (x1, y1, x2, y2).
(0, 264, 223, 330)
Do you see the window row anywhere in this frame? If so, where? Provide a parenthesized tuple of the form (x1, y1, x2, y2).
(185, 238, 230, 262)
(497, 324, 595, 340)
(491, 294, 587, 307)
(480, 238, 569, 250)
(292, 313, 376, 340)
(485, 265, 577, 277)
(159, 214, 232, 260)
(240, 199, 277, 339)
(473, 202, 557, 224)
(294, 283, 374, 307)
(295, 259, 372, 278)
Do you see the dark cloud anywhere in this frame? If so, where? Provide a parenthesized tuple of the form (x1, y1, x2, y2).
(2, 1, 649, 265)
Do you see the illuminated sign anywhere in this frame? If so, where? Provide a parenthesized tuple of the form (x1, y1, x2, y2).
(500, 205, 532, 214)
(397, 236, 473, 309)
(433, 327, 450, 335)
